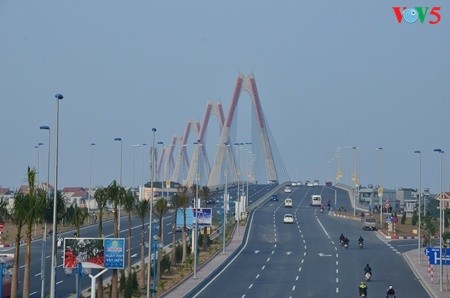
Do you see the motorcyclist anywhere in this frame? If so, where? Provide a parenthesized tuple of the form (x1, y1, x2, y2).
(343, 236, 349, 247)
(358, 281, 368, 296)
(364, 264, 372, 275)
(358, 236, 364, 245)
(339, 233, 345, 243)
(386, 285, 396, 297)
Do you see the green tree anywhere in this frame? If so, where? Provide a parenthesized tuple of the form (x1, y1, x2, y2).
(10, 191, 28, 298)
(135, 199, 149, 289)
(176, 186, 190, 263)
(23, 167, 46, 298)
(123, 189, 136, 273)
(154, 197, 169, 280)
(94, 187, 108, 298)
(200, 186, 211, 251)
(171, 193, 181, 267)
(106, 180, 126, 298)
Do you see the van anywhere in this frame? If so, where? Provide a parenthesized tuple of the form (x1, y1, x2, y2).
(310, 195, 322, 206)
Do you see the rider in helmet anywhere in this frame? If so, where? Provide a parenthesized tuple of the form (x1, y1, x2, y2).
(339, 233, 345, 243)
(358, 281, 368, 296)
(364, 264, 372, 275)
(386, 285, 396, 297)
(358, 235, 364, 245)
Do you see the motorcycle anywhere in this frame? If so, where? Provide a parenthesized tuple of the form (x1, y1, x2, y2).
(320, 207, 324, 213)
(57, 236, 63, 249)
(344, 243, 349, 249)
(365, 272, 371, 281)
(358, 241, 364, 249)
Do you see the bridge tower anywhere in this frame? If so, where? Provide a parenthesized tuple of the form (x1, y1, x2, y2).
(207, 73, 278, 187)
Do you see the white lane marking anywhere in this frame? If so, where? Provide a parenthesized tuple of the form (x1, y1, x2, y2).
(316, 217, 331, 239)
(298, 267, 302, 272)
(262, 265, 266, 270)
(336, 288, 339, 293)
(336, 261, 338, 266)
(34, 272, 41, 277)
(267, 257, 271, 262)
(256, 274, 260, 279)
(295, 275, 299, 281)
(30, 292, 37, 296)
(292, 285, 296, 291)
(303, 252, 307, 256)
(336, 253, 339, 258)
(301, 259, 304, 264)
(249, 284, 253, 289)
(336, 269, 339, 274)
(271, 250, 275, 255)
(241, 295, 246, 298)
(336, 277, 339, 282)
(56, 280, 63, 285)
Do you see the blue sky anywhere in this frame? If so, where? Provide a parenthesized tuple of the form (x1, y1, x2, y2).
(1, 1, 449, 193)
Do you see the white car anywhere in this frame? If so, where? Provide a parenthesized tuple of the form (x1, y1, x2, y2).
(284, 198, 293, 208)
(284, 187, 292, 193)
(283, 214, 294, 224)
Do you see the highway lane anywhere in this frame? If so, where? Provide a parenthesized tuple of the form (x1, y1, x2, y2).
(191, 185, 429, 298)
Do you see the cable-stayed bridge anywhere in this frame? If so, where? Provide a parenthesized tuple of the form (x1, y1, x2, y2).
(157, 73, 289, 187)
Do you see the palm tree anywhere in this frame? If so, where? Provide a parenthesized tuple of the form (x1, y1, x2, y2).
(23, 167, 46, 298)
(10, 191, 28, 298)
(171, 193, 181, 267)
(94, 187, 108, 298)
(122, 189, 136, 272)
(154, 197, 169, 280)
(67, 204, 89, 237)
(200, 186, 211, 251)
(175, 185, 189, 263)
(106, 180, 125, 298)
(135, 199, 149, 289)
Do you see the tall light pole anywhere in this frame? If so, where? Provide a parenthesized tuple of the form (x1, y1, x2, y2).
(133, 144, 141, 188)
(50, 93, 63, 298)
(88, 143, 95, 215)
(193, 140, 201, 279)
(140, 143, 147, 201)
(147, 128, 156, 298)
(39, 126, 50, 298)
(35, 143, 43, 185)
(222, 143, 231, 254)
(375, 147, 384, 227)
(434, 148, 444, 292)
(157, 141, 164, 183)
(414, 150, 422, 262)
(114, 137, 123, 235)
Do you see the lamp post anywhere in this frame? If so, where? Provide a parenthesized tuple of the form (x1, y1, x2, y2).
(88, 143, 95, 215)
(133, 144, 141, 188)
(375, 147, 384, 226)
(414, 150, 422, 262)
(157, 141, 164, 183)
(114, 137, 123, 235)
(434, 148, 444, 292)
(50, 93, 63, 298)
(35, 143, 43, 184)
(39, 126, 50, 298)
(147, 128, 156, 298)
(193, 141, 202, 278)
(140, 143, 147, 201)
(222, 143, 230, 254)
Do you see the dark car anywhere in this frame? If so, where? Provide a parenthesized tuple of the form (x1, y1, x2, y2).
(270, 194, 279, 201)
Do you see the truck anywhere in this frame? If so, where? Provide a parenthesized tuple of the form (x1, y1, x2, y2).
(362, 218, 377, 230)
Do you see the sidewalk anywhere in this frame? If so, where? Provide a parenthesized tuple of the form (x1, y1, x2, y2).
(160, 225, 245, 298)
(403, 249, 450, 298)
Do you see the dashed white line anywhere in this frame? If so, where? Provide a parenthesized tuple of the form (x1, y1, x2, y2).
(298, 267, 302, 272)
(303, 252, 306, 256)
(267, 257, 271, 262)
(249, 284, 253, 289)
(301, 259, 304, 264)
(336, 261, 338, 266)
(336, 277, 339, 283)
(271, 250, 275, 255)
(336, 288, 339, 293)
(256, 274, 260, 279)
(292, 285, 296, 291)
(295, 275, 299, 281)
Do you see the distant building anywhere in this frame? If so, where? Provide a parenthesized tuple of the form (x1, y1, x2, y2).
(62, 187, 88, 207)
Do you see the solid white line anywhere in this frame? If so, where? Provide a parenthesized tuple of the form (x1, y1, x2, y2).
(316, 217, 330, 239)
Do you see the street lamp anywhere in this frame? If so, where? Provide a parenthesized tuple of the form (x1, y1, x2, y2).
(375, 147, 384, 226)
(434, 148, 444, 292)
(88, 143, 95, 215)
(35, 143, 43, 184)
(147, 128, 156, 298)
(140, 143, 147, 201)
(133, 144, 141, 188)
(50, 93, 63, 298)
(193, 141, 202, 279)
(414, 150, 422, 262)
(114, 137, 123, 235)
(39, 126, 50, 298)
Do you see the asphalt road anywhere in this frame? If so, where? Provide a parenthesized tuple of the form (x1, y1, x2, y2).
(191, 185, 429, 298)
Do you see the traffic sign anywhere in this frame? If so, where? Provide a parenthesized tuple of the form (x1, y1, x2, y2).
(425, 247, 450, 265)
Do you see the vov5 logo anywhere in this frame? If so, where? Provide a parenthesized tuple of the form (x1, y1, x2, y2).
(393, 6, 441, 24)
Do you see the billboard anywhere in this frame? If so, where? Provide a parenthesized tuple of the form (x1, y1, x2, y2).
(63, 237, 125, 269)
(193, 208, 212, 226)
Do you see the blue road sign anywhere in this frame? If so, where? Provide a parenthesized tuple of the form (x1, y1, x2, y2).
(425, 247, 450, 265)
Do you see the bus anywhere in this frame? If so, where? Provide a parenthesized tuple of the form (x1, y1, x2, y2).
(0, 254, 13, 298)
(310, 195, 322, 206)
